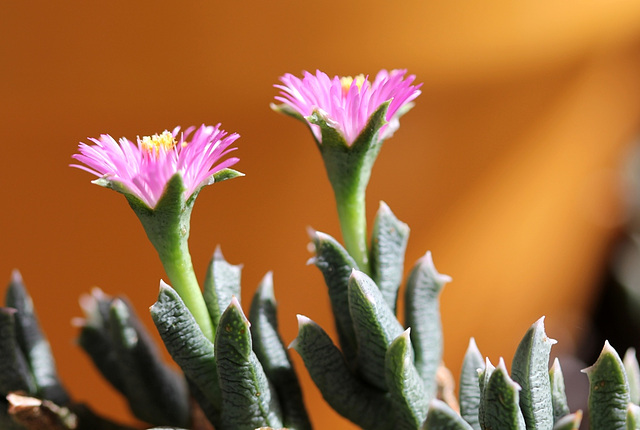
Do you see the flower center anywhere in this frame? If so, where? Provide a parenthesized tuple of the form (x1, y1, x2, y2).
(140, 130, 177, 155)
(340, 74, 366, 96)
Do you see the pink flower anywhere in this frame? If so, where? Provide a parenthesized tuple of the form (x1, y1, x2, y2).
(274, 69, 421, 145)
(72, 124, 239, 208)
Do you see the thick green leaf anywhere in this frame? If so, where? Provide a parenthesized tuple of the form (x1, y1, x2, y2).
(249, 272, 311, 430)
(385, 329, 428, 429)
(5, 271, 69, 405)
(549, 358, 570, 423)
(459, 338, 484, 430)
(422, 399, 474, 430)
(370, 202, 410, 313)
(629, 403, 640, 430)
(349, 270, 404, 390)
(477, 358, 495, 430)
(0, 308, 36, 395)
(212, 168, 244, 183)
(150, 282, 222, 426)
(203, 247, 242, 333)
(109, 298, 189, 427)
(511, 317, 555, 430)
(291, 315, 394, 430)
(625, 348, 640, 405)
(482, 359, 526, 430)
(404, 252, 451, 397)
(552, 411, 582, 430)
(215, 298, 282, 430)
(583, 341, 629, 430)
(309, 230, 359, 363)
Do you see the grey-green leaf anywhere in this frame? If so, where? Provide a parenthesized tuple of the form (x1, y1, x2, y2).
(249, 272, 311, 430)
(291, 315, 394, 430)
(108, 298, 189, 427)
(215, 297, 282, 430)
(549, 358, 570, 423)
(483, 358, 526, 430)
(5, 271, 69, 405)
(385, 329, 428, 429)
(0, 308, 36, 395)
(625, 348, 640, 405)
(511, 317, 556, 430)
(349, 270, 404, 391)
(404, 252, 451, 398)
(203, 247, 242, 334)
(370, 201, 410, 313)
(459, 338, 484, 430)
(552, 411, 582, 430)
(582, 341, 629, 430)
(422, 399, 474, 430)
(150, 282, 222, 426)
(309, 230, 359, 363)
(478, 358, 495, 430)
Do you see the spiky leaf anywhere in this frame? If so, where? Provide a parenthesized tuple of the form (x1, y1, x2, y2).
(203, 247, 242, 334)
(628, 403, 640, 430)
(349, 270, 404, 390)
(215, 298, 282, 430)
(309, 230, 359, 362)
(249, 273, 311, 430)
(549, 358, 570, 423)
(422, 399, 474, 430)
(477, 358, 495, 430)
(0, 308, 36, 395)
(404, 252, 451, 398)
(291, 315, 394, 430)
(459, 338, 484, 430)
(583, 341, 629, 430)
(482, 359, 526, 430)
(370, 202, 410, 312)
(385, 329, 428, 429)
(625, 348, 640, 405)
(511, 317, 555, 430)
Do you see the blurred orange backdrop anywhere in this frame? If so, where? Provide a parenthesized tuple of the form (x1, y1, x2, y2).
(3, 1, 640, 428)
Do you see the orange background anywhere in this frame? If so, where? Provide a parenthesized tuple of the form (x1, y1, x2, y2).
(3, 2, 640, 428)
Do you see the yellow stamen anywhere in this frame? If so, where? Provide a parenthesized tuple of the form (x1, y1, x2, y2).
(340, 74, 366, 95)
(140, 130, 177, 155)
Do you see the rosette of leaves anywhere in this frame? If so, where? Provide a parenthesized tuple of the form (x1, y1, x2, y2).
(149, 248, 311, 430)
(291, 202, 454, 429)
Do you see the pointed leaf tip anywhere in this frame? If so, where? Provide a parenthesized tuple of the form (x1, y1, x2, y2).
(420, 251, 452, 284)
(10, 269, 23, 284)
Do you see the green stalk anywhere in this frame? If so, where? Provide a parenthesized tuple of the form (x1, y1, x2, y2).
(334, 184, 370, 275)
(155, 238, 214, 342)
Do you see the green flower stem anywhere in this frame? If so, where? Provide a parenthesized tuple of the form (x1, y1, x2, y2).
(334, 184, 370, 275)
(155, 238, 215, 342)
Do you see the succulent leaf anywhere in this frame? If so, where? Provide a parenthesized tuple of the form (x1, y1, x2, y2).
(385, 329, 428, 429)
(628, 403, 640, 430)
(215, 298, 282, 430)
(249, 272, 311, 430)
(422, 399, 474, 430)
(404, 252, 451, 398)
(459, 338, 484, 430)
(549, 358, 570, 423)
(625, 348, 640, 405)
(212, 168, 244, 183)
(291, 315, 394, 430)
(482, 358, 526, 430)
(150, 282, 222, 425)
(477, 358, 495, 430)
(0, 308, 36, 395)
(369, 202, 410, 312)
(203, 247, 242, 334)
(5, 271, 69, 405)
(348, 270, 404, 390)
(551, 411, 582, 430)
(309, 230, 359, 363)
(108, 298, 189, 427)
(582, 341, 629, 430)
(511, 317, 555, 430)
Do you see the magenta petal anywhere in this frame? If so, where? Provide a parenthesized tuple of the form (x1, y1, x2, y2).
(72, 125, 240, 208)
(274, 69, 421, 146)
